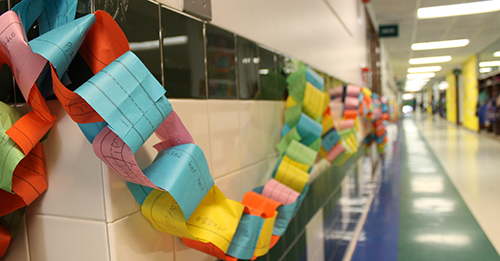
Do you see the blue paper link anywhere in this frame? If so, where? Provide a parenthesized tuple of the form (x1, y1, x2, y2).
(226, 214, 264, 260)
(38, 0, 78, 34)
(75, 51, 172, 153)
(143, 143, 214, 221)
(297, 113, 322, 146)
(30, 13, 96, 79)
(11, 0, 45, 33)
(127, 182, 154, 205)
(322, 129, 340, 152)
(253, 186, 264, 194)
(78, 121, 108, 143)
(306, 67, 324, 90)
(281, 123, 292, 138)
(272, 202, 296, 236)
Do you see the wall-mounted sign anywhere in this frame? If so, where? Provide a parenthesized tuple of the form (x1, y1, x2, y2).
(379, 24, 398, 37)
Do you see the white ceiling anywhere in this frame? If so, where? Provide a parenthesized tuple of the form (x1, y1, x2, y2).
(368, 0, 500, 89)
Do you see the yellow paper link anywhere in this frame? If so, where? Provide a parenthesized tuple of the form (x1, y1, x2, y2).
(142, 189, 196, 240)
(354, 116, 360, 132)
(282, 155, 310, 172)
(286, 95, 298, 108)
(302, 82, 327, 120)
(322, 113, 334, 135)
(361, 87, 372, 97)
(319, 147, 328, 159)
(253, 212, 277, 257)
(274, 159, 309, 193)
(142, 185, 244, 252)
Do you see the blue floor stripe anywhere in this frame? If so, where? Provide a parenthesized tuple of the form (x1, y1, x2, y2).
(351, 123, 402, 261)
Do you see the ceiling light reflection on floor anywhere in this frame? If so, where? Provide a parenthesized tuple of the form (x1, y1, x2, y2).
(415, 234, 471, 245)
(413, 198, 455, 213)
(411, 176, 444, 193)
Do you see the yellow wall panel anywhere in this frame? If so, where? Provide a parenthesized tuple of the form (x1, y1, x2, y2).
(446, 72, 457, 123)
(462, 56, 479, 131)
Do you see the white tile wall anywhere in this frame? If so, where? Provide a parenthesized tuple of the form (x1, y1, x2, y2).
(107, 212, 175, 261)
(207, 100, 242, 178)
(26, 214, 110, 261)
(306, 209, 325, 261)
(5, 99, 286, 261)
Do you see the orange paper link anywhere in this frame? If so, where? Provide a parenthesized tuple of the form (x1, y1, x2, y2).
(343, 109, 357, 120)
(181, 238, 237, 261)
(79, 11, 130, 74)
(0, 143, 46, 216)
(242, 191, 281, 219)
(6, 84, 55, 155)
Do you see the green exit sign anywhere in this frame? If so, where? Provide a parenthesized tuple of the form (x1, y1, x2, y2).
(379, 24, 398, 37)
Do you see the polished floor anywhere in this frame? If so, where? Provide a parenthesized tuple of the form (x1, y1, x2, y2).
(351, 114, 500, 261)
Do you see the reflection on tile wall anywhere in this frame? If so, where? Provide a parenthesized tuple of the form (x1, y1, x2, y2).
(260, 47, 287, 101)
(236, 36, 259, 99)
(206, 24, 236, 99)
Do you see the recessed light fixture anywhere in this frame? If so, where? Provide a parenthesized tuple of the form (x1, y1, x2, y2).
(479, 61, 500, 67)
(412, 39, 469, 50)
(409, 56, 452, 65)
(494, 51, 500, 57)
(407, 73, 436, 79)
(408, 66, 442, 73)
(402, 93, 415, 100)
(417, 0, 500, 19)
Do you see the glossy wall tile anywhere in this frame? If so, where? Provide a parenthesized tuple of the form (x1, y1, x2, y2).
(206, 24, 236, 99)
(236, 36, 260, 99)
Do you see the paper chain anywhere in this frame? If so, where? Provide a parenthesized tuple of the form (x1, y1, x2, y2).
(0, 0, 393, 259)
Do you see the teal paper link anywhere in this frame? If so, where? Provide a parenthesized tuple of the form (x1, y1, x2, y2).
(292, 184, 309, 217)
(143, 143, 214, 221)
(29, 13, 96, 79)
(270, 157, 283, 179)
(296, 113, 322, 146)
(306, 67, 324, 90)
(78, 121, 108, 143)
(11, 0, 45, 33)
(272, 202, 296, 236)
(38, 0, 78, 34)
(226, 214, 264, 260)
(75, 51, 172, 154)
(253, 186, 264, 194)
(322, 129, 340, 152)
(127, 182, 154, 205)
(281, 123, 291, 137)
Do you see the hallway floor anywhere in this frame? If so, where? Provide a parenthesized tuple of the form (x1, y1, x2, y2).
(351, 114, 500, 261)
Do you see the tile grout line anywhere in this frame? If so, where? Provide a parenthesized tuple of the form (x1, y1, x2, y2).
(100, 160, 113, 261)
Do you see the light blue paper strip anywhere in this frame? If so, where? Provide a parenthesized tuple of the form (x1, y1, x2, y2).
(226, 214, 264, 260)
(296, 113, 322, 146)
(272, 202, 296, 236)
(11, 0, 45, 33)
(306, 67, 324, 90)
(127, 182, 153, 205)
(38, 0, 78, 34)
(30, 13, 96, 79)
(322, 129, 340, 152)
(75, 51, 172, 153)
(143, 144, 214, 221)
(78, 121, 108, 143)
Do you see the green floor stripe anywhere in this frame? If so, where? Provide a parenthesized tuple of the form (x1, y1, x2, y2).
(398, 119, 500, 261)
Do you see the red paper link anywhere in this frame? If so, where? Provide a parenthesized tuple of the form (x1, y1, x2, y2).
(182, 238, 238, 261)
(53, 10, 129, 124)
(0, 142, 46, 217)
(242, 191, 281, 218)
(0, 225, 10, 257)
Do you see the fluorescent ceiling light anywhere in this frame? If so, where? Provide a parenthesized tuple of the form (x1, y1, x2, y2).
(402, 93, 415, 100)
(405, 86, 424, 92)
(408, 66, 442, 73)
(479, 61, 500, 67)
(407, 73, 436, 79)
(480, 67, 493, 73)
(494, 51, 500, 57)
(412, 39, 469, 50)
(418, 1, 500, 19)
(438, 81, 449, 90)
(409, 56, 452, 65)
